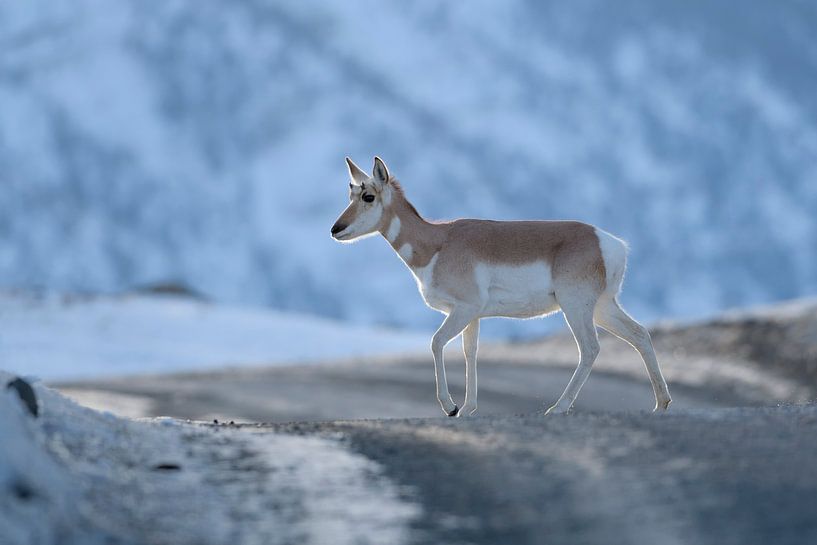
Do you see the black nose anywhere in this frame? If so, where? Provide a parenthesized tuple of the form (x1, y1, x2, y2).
(331, 223, 346, 236)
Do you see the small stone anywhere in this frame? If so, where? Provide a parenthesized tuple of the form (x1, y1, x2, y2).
(10, 479, 35, 500)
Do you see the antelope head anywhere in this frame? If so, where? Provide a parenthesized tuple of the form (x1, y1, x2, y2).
(331, 156, 393, 242)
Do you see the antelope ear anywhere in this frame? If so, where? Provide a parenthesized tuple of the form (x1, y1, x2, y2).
(346, 157, 368, 186)
(372, 156, 390, 186)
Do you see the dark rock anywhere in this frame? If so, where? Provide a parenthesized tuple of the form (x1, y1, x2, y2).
(6, 377, 38, 417)
(10, 479, 35, 501)
(153, 463, 182, 471)
(133, 282, 205, 300)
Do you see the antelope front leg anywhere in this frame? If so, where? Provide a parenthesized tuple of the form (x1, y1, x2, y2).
(457, 319, 480, 417)
(431, 307, 479, 417)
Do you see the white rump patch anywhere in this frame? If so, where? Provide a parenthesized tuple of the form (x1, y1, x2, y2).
(595, 228, 629, 294)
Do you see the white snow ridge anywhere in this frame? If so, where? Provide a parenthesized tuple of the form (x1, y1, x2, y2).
(0, 371, 420, 545)
(0, 292, 428, 381)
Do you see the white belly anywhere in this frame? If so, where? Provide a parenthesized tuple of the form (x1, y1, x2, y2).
(477, 261, 558, 318)
(409, 256, 559, 317)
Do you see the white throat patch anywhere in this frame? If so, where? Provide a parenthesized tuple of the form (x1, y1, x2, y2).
(398, 243, 413, 262)
(385, 216, 401, 243)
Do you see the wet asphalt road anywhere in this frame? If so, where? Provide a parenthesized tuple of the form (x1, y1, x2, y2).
(55, 356, 727, 423)
(53, 350, 815, 544)
(271, 405, 817, 545)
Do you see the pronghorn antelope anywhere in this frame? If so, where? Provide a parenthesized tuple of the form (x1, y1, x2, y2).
(331, 157, 671, 417)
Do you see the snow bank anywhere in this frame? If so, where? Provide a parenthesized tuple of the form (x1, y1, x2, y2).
(0, 385, 80, 544)
(0, 369, 234, 544)
(0, 292, 428, 381)
(0, 371, 420, 544)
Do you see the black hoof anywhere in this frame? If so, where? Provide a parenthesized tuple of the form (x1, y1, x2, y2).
(447, 405, 459, 417)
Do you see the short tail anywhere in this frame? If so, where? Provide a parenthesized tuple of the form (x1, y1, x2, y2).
(594, 228, 629, 297)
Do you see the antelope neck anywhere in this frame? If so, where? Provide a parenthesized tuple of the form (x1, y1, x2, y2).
(380, 205, 445, 269)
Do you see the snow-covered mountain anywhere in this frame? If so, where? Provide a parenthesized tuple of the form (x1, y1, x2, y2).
(1, 1, 816, 336)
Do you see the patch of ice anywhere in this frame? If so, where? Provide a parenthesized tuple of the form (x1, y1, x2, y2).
(239, 433, 420, 545)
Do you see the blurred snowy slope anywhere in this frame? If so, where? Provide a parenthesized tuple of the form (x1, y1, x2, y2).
(1, 1, 816, 335)
(0, 292, 427, 380)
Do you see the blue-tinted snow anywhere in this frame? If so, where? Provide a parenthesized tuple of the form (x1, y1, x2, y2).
(0, 293, 428, 381)
(0, 1, 815, 338)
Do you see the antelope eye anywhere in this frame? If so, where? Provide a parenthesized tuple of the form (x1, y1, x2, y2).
(362, 194, 375, 203)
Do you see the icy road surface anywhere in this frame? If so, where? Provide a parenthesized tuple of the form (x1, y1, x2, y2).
(0, 371, 419, 545)
(5, 373, 817, 545)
